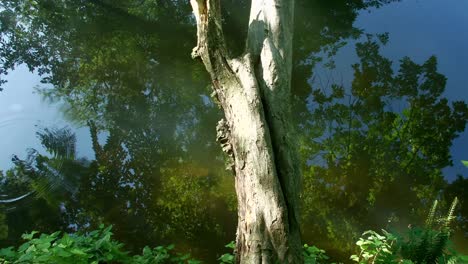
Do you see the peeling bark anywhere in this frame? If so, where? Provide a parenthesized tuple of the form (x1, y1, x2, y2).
(190, 0, 302, 263)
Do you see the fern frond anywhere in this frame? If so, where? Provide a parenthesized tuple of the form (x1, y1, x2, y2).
(446, 255, 458, 264)
(444, 197, 458, 228)
(426, 200, 438, 228)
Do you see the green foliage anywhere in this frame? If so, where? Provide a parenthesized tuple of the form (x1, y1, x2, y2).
(399, 198, 460, 264)
(350, 230, 397, 263)
(132, 245, 201, 264)
(216, 242, 335, 264)
(1, 224, 467, 264)
(200, 228, 468, 264)
(349, 228, 467, 264)
(303, 244, 332, 264)
(218, 241, 235, 264)
(0, 225, 199, 264)
(349, 198, 467, 264)
(0, 225, 126, 263)
(399, 228, 449, 264)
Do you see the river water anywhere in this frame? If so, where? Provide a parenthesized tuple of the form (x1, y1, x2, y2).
(0, 0, 467, 262)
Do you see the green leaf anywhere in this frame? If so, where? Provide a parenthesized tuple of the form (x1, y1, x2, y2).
(17, 252, 34, 262)
(225, 241, 235, 249)
(166, 244, 175, 250)
(50, 231, 61, 238)
(21, 231, 39, 240)
(36, 242, 51, 251)
(0, 247, 17, 258)
(462, 160, 468, 167)
(18, 242, 31, 253)
(219, 253, 234, 263)
(36, 254, 52, 261)
(142, 246, 151, 256)
(70, 248, 87, 256)
(56, 248, 73, 258)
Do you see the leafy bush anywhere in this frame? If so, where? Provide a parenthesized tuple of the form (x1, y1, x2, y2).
(398, 198, 463, 264)
(350, 230, 398, 264)
(218, 241, 235, 264)
(0, 225, 199, 264)
(2, 198, 467, 264)
(350, 198, 468, 264)
(303, 244, 332, 264)
(349, 228, 468, 264)
(132, 245, 201, 264)
(217, 242, 333, 264)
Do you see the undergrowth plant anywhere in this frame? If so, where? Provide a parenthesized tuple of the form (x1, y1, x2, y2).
(350, 230, 398, 263)
(399, 197, 463, 264)
(350, 197, 467, 264)
(0, 225, 200, 264)
(303, 244, 333, 264)
(0, 197, 466, 264)
(218, 241, 235, 264)
(217, 242, 334, 264)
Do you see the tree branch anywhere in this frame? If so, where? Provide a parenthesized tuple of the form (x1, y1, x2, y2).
(190, 0, 231, 76)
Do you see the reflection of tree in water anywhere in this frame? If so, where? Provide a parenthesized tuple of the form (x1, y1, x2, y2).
(0, 124, 237, 260)
(0, 127, 80, 207)
(1, 0, 467, 261)
(82, 120, 237, 256)
(0, 127, 86, 246)
(301, 34, 468, 257)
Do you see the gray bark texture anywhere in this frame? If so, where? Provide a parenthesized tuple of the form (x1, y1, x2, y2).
(190, 0, 302, 263)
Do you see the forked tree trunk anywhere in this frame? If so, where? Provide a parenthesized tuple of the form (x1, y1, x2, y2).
(190, 0, 302, 263)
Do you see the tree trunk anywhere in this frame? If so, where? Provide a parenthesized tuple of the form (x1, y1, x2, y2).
(190, 0, 302, 263)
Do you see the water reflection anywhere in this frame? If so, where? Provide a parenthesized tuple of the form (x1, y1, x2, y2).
(302, 33, 468, 256)
(0, 0, 467, 262)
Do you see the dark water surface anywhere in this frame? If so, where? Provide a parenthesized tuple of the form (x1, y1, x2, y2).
(0, 0, 467, 262)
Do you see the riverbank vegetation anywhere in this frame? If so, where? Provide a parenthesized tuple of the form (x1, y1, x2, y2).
(1, 198, 466, 263)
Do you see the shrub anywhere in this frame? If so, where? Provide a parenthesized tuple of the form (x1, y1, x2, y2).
(350, 198, 468, 264)
(0, 225, 199, 264)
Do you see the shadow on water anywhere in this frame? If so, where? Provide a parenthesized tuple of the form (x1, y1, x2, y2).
(0, 0, 467, 262)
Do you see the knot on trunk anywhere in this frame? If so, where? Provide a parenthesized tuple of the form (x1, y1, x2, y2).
(216, 118, 235, 170)
(191, 46, 201, 59)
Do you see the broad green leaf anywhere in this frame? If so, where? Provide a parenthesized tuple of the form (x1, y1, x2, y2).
(70, 248, 87, 256)
(219, 253, 234, 263)
(225, 241, 235, 249)
(21, 231, 39, 240)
